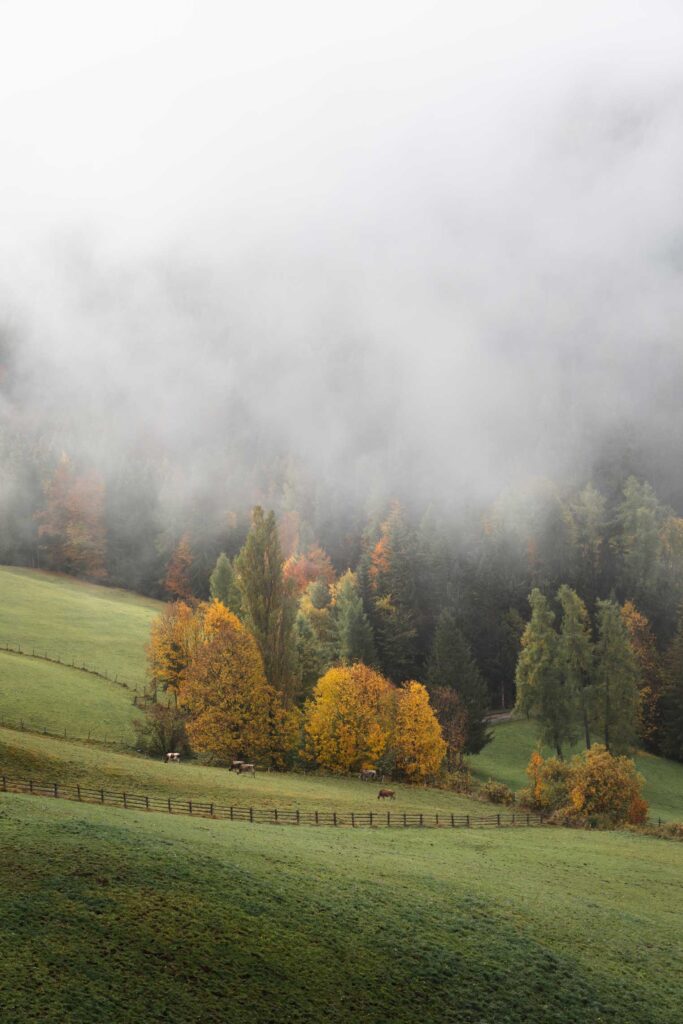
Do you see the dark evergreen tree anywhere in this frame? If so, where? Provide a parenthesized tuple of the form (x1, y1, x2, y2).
(332, 570, 376, 666)
(427, 608, 491, 754)
(209, 552, 242, 614)
(593, 598, 640, 754)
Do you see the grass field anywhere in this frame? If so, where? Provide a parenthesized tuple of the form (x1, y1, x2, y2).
(471, 718, 683, 823)
(0, 792, 680, 1024)
(0, 652, 142, 744)
(0, 566, 161, 684)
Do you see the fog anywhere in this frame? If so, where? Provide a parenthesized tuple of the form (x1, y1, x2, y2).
(2, 0, 683, 512)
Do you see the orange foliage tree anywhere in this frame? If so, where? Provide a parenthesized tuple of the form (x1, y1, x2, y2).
(304, 663, 394, 773)
(36, 455, 107, 579)
(146, 601, 200, 704)
(621, 600, 664, 752)
(178, 610, 296, 765)
(429, 686, 469, 770)
(283, 545, 336, 595)
(164, 533, 194, 600)
(392, 682, 446, 780)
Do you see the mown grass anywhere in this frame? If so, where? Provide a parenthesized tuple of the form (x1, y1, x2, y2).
(0, 793, 680, 1024)
(0, 652, 141, 745)
(471, 719, 683, 822)
(0, 728, 487, 816)
(0, 566, 161, 684)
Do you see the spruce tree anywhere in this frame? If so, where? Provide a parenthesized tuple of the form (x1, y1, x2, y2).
(427, 608, 491, 754)
(209, 552, 241, 615)
(515, 589, 577, 757)
(557, 585, 594, 749)
(332, 570, 376, 666)
(593, 598, 640, 753)
(234, 507, 297, 699)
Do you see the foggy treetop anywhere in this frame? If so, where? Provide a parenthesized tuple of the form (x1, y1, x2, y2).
(2, 1, 683, 511)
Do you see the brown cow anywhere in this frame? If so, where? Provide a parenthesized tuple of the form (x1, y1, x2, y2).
(359, 768, 377, 781)
(229, 760, 244, 772)
(238, 762, 256, 776)
(377, 788, 395, 800)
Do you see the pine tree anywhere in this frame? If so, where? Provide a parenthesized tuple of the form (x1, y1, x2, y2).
(515, 589, 577, 757)
(332, 570, 376, 666)
(594, 598, 640, 754)
(621, 600, 664, 753)
(557, 585, 594, 749)
(661, 607, 683, 762)
(427, 608, 491, 754)
(209, 552, 241, 614)
(367, 502, 420, 681)
(234, 506, 297, 699)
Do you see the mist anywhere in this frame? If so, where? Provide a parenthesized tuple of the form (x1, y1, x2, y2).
(2, 0, 683, 515)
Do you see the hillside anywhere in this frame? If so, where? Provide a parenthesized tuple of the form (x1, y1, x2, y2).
(0, 566, 161, 685)
(0, 792, 681, 1024)
(470, 719, 683, 823)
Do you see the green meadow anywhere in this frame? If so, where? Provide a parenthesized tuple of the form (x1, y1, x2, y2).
(0, 792, 680, 1024)
(0, 566, 160, 685)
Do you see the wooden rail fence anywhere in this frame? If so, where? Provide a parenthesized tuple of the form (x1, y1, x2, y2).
(0, 639, 143, 692)
(0, 774, 546, 829)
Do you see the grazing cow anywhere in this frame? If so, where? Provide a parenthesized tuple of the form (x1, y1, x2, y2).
(377, 788, 395, 800)
(359, 769, 377, 781)
(229, 760, 245, 772)
(238, 762, 256, 776)
(164, 752, 180, 763)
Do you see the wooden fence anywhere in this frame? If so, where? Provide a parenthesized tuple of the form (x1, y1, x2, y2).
(0, 639, 143, 692)
(0, 774, 546, 829)
(0, 714, 134, 749)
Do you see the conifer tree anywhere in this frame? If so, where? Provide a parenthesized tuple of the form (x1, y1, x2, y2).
(332, 570, 376, 666)
(209, 552, 241, 615)
(515, 589, 577, 757)
(621, 600, 664, 753)
(661, 607, 683, 761)
(427, 608, 491, 754)
(367, 502, 420, 681)
(593, 598, 640, 754)
(557, 585, 594, 749)
(234, 506, 297, 699)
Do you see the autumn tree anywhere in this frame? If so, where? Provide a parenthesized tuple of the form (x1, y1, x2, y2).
(178, 610, 291, 764)
(36, 455, 107, 579)
(283, 545, 335, 595)
(557, 585, 594, 749)
(593, 599, 640, 754)
(392, 681, 446, 780)
(164, 533, 194, 600)
(234, 507, 297, 699)
(146, 601, 199, 704)
(209, 552, 241, 614)
(427, 608, 491, 754)
(367, 503, 420, 681)
(621, 600, 664, 752)
(304, 663, 394, 773)
(515, 589, 577, 757)
(567, 745, 648, 826)
(429, 687, 469, 769)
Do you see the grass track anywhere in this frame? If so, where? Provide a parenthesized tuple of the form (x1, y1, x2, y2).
(0, 566, 161, 684)
(471, 719, 683, 822)
(0, 793, 681, 1024)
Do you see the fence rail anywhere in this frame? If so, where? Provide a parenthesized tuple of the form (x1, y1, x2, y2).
(0, 714, 134, 749)
(0, 639, 144, 692)
(0, 774, 546, 829)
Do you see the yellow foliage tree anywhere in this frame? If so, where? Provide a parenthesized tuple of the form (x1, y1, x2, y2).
(304, 663, 394, 773)
(568, 744, 648, 825)
(393, 682, 446, 781)
(178, 611, 290, 764)
(146, 601, 200, 704)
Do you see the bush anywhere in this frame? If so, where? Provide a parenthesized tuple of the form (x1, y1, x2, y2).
(134, 703, 190, 757)
(521, 745, 648, 828)
(438, 766, 473, 794)
(482, 779, 515, 805)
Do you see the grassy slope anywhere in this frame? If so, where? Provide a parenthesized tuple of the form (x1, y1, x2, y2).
(0, 793, 680, 1024)
(0, 651, 141, 744)
(471, 719, 683, 822)
(0, 566, 161, 684)
(0, 728, 487, 816)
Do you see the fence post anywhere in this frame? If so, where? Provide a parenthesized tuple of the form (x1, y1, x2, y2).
(333, 812, 337, 826)
(387, 811, 390, 827)
(274, 808, 278, 823)
(101, 789, 104, 804)
(351, 812, 355, 828)
(420, 813, 423, 827)
(451, 813, 455, 828)
(370, 811, 373, 827)
(230, 807, 234, 820)
(435, 813, 439, 827)
(145, 796, 149, 810)
(168, 797, 172, 813)
(77, 784, 81, 801)
(123, 793, 127, 809)
(526, 813, 530, 826)
(315, 810, 318, 825)
(497, 813, 500, 827)
(250, 807, 254, 823)
(210, 803, 214, 817)
(466, 814, 470, 827)
(403, 813, 407, 827)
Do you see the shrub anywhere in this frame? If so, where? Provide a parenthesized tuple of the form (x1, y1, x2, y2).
(482, 779, 515, 805)
(133, 703, 190, 757)
(523, 751, 571, 812)
(438, 766, 473, 794)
